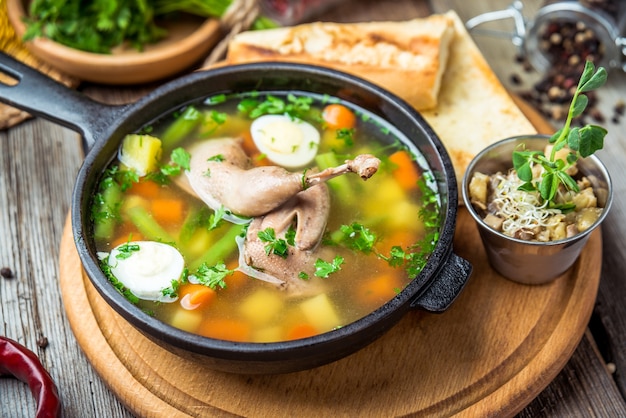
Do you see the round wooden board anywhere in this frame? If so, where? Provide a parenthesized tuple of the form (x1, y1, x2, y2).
(58, 208, 602, 417)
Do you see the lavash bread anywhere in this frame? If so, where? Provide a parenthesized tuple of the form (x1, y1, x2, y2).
(226, 11, 537, 189)
(420, 12, 537, 185)
(226, 15, 455, 111)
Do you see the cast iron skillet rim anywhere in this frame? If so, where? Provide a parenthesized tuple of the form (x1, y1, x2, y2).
(72, 62, 459, 357)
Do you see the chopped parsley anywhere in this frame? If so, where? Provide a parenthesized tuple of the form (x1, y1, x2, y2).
(207, 154, 225, 162)
(314, 256, 344, 278)
(147, 147, 190, 184)
(339, 223, 377, 253)
(257, 226, 296, 259)
(189, 262, 233, 290)
(238, 94, 313, 120)
(115, 242, 140, 260)
(336, 128, 355, 147)
(160, 278, 181, 299)
(378, 173, 441, 277)
(99, 255, 139, 305)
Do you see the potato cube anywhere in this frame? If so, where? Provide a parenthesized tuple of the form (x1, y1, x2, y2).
(300, 293, 341, 332)
(239, 289, 284, 325)
(119, 134, 162, 176)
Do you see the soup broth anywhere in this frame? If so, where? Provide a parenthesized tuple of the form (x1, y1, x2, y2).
(91, 91, 441, 343)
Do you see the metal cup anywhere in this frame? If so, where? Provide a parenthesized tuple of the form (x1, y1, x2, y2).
(462, 135, 612, 284)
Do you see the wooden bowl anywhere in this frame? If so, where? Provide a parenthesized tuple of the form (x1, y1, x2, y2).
(7, 0, 223, 84)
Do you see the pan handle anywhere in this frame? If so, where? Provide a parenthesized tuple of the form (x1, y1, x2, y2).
(0, 52, 126, 150)
(410, 250, 472, 313)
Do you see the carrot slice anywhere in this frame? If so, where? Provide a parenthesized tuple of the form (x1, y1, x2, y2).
(150, 198, 184, 225)
(224, 268, 248, 291)
(286, 323, 318, 340)
(240, 131, 271, 166)
(129, 179, 161, 199)
(388, 150, 420, 191)
(322, 104, 356, 130)
(179, 284, 216, 310)
(356, 273, 404, 309)
(377, 229, 417, 256)
(199, 318, 251, 342)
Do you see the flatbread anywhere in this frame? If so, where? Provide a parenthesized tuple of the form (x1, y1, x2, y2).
(226, 14, 455, 110)
(420, 11, 537, 185)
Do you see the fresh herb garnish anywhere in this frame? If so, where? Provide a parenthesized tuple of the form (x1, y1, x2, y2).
(257, 227, 295, 259)
(99, 255, 139, 304)
(379, 173, 441, 277)
(238, 94, 313, 119)
(314, 256, 345, 278)
(207, 154, 225, 162)
(329, 222, 377, 253)
(336, 128, 355, 147)
(23, 0, 232, 54)
(160, 279, 181, 299)
(147, 147, 190, 184)
(513, 60, 607, 205)
(91, 166, 132, 228)
(208, 205, 228, 230)
(115, 242, 141, 260)
(189, 262, 233, 290)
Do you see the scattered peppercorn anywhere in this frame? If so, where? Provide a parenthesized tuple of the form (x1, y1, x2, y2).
(510, 73, 522, 86)
(1, 267, 14, 279)
(37, 336, 49, 349)
(511, 0, 613, 122)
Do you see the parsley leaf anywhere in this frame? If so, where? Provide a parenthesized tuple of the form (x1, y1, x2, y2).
(238, 94, 313, 120)
(115, 242, 141, 260)
(24, 0, 232, 54)
(257, 227, 292, 259)
(314, 256, 344, 278)
(99, 255, 139, 305)
(336, 128, 355, 147)
(146, 147, 190, 184)
(189, 262, 233, 290)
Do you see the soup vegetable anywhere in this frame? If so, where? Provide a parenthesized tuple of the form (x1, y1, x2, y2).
(91, 91, 441, 343)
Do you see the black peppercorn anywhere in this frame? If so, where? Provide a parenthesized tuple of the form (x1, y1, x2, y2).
(1, 267, 14, 279)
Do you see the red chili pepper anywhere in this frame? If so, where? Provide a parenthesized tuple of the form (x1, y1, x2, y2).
(0, 336, 61, 418)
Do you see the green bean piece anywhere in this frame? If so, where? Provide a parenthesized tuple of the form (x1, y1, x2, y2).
(93, 181, 122, 241)
(161, 106, 204, 151)
(124, 205, 174, 244)
(189, 224, 245, 271)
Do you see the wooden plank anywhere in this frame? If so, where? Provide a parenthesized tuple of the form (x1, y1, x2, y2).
(0, 119, 135, 417)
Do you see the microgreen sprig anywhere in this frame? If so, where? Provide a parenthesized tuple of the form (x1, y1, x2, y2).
(512, 60, 608, 205)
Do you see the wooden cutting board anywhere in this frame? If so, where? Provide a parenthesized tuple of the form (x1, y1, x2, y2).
(58, 215, 601, 418)
(58, 100, 602, 417)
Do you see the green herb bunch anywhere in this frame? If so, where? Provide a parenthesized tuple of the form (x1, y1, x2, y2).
(23, 0, 233, 54)
(512, 60, 608, 207)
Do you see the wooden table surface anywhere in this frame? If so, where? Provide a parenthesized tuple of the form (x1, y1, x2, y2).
(1, 0, 625, 417)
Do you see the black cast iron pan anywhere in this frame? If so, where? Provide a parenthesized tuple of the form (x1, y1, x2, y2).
(0, 52, 472, 374)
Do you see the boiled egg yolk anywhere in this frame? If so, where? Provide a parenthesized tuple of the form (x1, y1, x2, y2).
(250, 114, 320, 169)
(107, 241, 184, 303)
